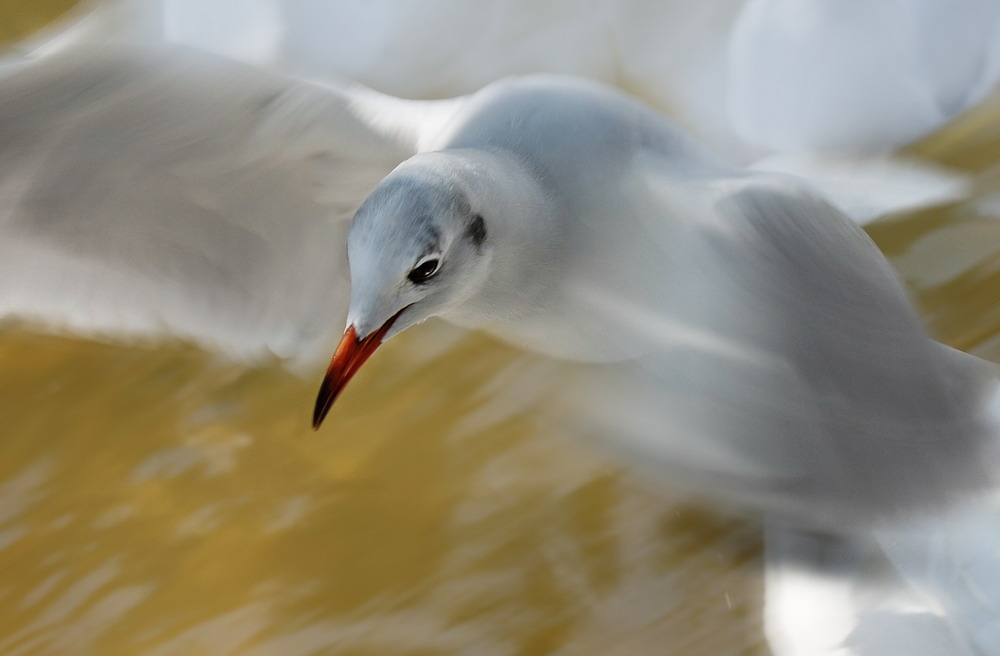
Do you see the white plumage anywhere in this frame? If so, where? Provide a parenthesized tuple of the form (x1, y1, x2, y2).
(4, 6, 1000, 654)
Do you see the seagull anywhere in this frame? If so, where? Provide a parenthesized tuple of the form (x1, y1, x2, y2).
(2, 45, 999, 655)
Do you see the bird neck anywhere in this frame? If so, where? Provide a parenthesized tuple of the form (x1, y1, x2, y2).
(435, 148, 562, 332)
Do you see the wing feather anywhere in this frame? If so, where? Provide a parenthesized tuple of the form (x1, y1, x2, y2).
(0, 46, 453, 366)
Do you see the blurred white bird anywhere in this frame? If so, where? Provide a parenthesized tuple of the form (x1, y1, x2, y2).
(22, 0, 983, 232)
(2, 43, 999, 656)
(29, 0, 1000, 158)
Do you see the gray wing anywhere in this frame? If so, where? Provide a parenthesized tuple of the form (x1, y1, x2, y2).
(0, 46, 454, 366)
(556, 171, 1000, 527)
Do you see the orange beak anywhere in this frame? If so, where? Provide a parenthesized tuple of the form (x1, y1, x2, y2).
(312, 307, 409, 430)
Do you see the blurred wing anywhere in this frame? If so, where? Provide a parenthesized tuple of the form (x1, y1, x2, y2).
(0, 46, 458, 366)
(764, 526, 979, 656)
(728, 0, 1000, 153)
(768, 451, 1000, 656)
(876, 472, 1000, 656)
(749, 153, 971, 225)
(559, 170, 1000, 527)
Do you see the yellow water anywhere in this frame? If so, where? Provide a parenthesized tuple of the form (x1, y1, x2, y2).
(1, 5, 999, 656)
(0, 325, 768, 655)
(0, 0, 77, 46)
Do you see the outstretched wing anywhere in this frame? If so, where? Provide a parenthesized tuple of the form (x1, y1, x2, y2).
(556, 168, 999, 527)
(0, 45, 459, 366)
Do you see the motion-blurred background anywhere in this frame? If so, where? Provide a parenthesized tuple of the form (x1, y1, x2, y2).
(1, 1, 999, 654)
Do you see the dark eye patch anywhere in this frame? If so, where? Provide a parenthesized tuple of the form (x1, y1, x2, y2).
(467, 214, 487, 249)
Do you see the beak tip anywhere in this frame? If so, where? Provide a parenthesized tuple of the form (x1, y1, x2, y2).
(310, 307, 410, 430)
(311, 386, 334, 431)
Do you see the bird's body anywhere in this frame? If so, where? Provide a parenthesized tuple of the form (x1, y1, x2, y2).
(2, 44, 999, 656)
(347, 74, 999, 529)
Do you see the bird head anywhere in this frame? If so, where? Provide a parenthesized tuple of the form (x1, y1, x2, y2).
(312, 152, 493, 428)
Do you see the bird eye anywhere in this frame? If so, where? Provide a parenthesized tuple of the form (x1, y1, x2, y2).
(408, 257, 441, 284)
